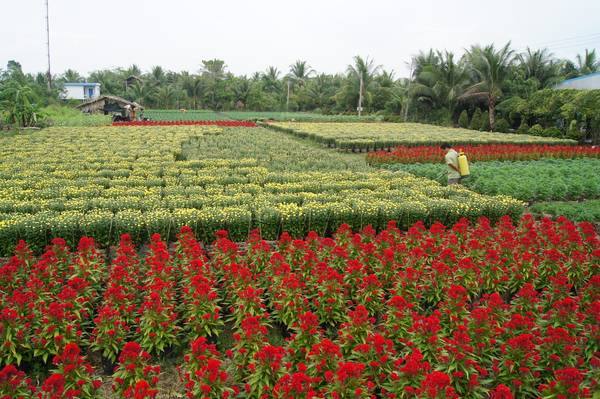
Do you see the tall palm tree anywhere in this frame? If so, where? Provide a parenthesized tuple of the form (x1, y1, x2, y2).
(306, 73, 336, 110)
(181, 75, 203, 109)
(88, 70, 120, 95)
(412, 49, 440, 78)
(231, 76, 251, 108)
(517, 48, 561, 88)
(250, 72, 262, 82)
(262, 66, 281, 93)
(412, 51, 468, 113)
(347, 56, 381, 88)
(156, 85, 176, 108)
(462, 42, 515, 130)
(575, 49, 599, 75)
(124, 64, 142, 78)
(376, 70, 395, 87)
(346, 56, 381, 112)
(201, 59, 226, 79)
(130, 81, 155, 106)
(150, 66, 166, 85)
(289, 60, 314, 86)
(61, 69, 82, 82)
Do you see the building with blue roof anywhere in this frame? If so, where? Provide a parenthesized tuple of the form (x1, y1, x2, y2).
(555, 72, 600, 90)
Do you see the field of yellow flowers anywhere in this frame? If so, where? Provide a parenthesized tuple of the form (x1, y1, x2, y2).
(268, 122, 576, 151)
(0, 125, 523, 254)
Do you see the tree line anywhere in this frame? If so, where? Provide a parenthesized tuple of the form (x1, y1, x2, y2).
(1, 43, 599, 129)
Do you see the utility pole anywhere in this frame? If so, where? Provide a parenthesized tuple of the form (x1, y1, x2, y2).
(286, 79, 291, 111)
(45, 0, 52, 90)
(357, 74, 364, 117)
(404, 58, 414, 122)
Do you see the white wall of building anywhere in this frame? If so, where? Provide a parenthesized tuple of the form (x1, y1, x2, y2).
(63, 85, 84, 100)
(62, 84, 101, 100)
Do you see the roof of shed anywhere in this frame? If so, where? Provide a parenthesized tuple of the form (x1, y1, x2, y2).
(75, 95, 144, 111)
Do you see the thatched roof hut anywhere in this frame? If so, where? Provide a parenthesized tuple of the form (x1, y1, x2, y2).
(76, 95, 143, 114)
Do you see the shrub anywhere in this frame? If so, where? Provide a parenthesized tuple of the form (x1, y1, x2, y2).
(567, 120, 582, 141)
(517, 119, 530, 134)
(469, 108, 482, 130)
(494, 118, 510, 133)
(543, 127, 563, 138)
(383, 115, 404, 123)
(480, 111, 490, 131)
(529, 124, 544, 136)
(458, 110, 469, 128)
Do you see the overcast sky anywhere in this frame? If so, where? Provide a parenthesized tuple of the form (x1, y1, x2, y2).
(2, 0, 599, 78)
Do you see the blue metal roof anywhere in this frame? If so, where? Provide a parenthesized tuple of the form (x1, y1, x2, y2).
(559, 71, 600, 84)
(63, 82, 101, 86)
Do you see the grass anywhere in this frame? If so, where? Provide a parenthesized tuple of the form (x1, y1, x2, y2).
(143, 109, 383, 122)
(223, 111, 383, 122)
(42, 105, 111, 126)
(144, 109, 227, 121)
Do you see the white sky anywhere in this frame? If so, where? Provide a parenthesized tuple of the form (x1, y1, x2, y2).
(2, 0, 600, 78)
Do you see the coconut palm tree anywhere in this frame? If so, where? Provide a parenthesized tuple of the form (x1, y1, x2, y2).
(575, 49, 599, 75)
(262, 66, 281, 93)
(412, 51, 468, 113)
(517, 48, 561, 88)
(231, 76, 251, 108)
(412, 49, 440, 78)
(156, 85, 176, 108)
(124, 64, 142, 78)
(306, 73, 337, 110)
(462, 42, 515, 131)
(150, 66, 166, 85)
(181, 75, 204, 109)
(201, 59, 226, 79)
(345, 56, 381, 112)
(347, 56, 381, 89)
(61, 69, 83, 83)
(130, 81, 156, 107)
(289, 60, 314, 87)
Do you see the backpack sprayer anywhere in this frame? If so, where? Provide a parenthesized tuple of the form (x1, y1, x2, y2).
(458, 149, 470, 177)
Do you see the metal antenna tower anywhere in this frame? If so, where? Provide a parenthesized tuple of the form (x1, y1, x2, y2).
(45, 0, 52, 90)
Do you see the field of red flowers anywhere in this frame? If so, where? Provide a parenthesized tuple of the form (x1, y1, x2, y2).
(111, 120, 257, 127)
(366, 144, 600, 164)
(0, 215, 598, 398)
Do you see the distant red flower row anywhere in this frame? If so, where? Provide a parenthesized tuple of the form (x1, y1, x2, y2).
(366, 144, 600, 164)
(112, 120, 257, 127)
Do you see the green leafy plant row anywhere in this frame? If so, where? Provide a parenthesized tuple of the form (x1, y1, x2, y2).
(223, 111, 383, 122)
(383, 159, 600, 202)
(143, 109, 384, 122)
(144, 109, 228, 121)
(529, 200, 600, 222)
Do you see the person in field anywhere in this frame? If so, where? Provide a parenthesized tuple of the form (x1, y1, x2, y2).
(440, 143, 461, 185)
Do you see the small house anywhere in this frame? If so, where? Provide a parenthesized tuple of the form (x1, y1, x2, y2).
(62, 82, 101, 100)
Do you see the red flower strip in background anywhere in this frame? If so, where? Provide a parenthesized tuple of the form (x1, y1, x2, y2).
(367, 144, 600, 164)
